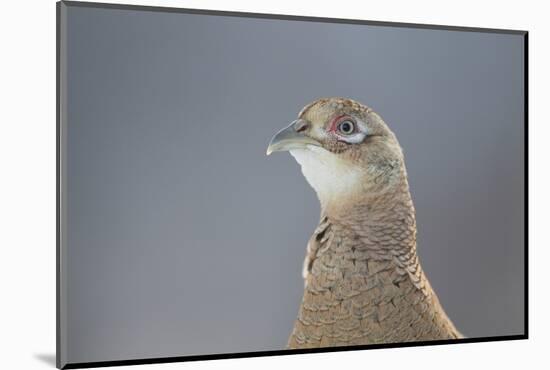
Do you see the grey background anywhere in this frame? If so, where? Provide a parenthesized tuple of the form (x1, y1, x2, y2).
(62, 3, 525, 364)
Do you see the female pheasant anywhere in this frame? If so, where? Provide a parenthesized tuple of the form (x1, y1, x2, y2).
(267, 97, 462, 348)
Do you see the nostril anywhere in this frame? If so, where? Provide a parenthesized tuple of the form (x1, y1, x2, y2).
(293, 119, 309, 133)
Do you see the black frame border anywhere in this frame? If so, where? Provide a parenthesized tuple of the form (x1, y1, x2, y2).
(56, 1, 529, 368)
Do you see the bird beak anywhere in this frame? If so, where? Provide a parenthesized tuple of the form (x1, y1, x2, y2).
(266, 120, 321, 155)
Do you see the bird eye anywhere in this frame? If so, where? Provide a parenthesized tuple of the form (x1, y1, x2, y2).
(337, 120, 355, 135)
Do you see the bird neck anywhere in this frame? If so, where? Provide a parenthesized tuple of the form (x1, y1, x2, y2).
(322, 168, 416, 241)
(290, 168, 464, 347)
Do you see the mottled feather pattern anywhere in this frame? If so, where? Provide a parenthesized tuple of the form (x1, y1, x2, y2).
(270, 97, 462, 348)
(288, 177, 461, 348)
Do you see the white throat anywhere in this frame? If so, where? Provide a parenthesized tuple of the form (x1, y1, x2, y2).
(289, 146, 362, 207)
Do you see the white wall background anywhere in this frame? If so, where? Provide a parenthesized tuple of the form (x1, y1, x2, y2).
(0, 0, 544, 369)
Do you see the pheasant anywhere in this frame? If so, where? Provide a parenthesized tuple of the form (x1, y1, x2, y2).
(267, 97, 462, 348)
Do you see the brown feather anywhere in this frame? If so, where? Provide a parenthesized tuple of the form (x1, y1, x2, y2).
(285, 98, 462, 348)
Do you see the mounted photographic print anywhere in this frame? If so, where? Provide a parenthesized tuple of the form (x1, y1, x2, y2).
(57, 1, 527, 368)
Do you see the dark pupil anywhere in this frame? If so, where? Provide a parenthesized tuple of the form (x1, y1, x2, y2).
(340, 121, 352, 133)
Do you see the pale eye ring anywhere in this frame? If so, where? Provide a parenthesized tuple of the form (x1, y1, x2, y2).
(337, 120, 355, 135)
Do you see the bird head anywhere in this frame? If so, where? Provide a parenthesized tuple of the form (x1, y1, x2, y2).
(267, 97, 406, 212)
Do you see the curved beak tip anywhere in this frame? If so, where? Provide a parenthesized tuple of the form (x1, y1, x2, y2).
(266, 121, 320, 157)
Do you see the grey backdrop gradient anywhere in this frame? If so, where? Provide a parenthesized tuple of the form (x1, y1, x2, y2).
(61, 3, 525, 364)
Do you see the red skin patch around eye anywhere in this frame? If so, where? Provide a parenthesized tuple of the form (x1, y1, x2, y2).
(327, 115, 354, 142)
